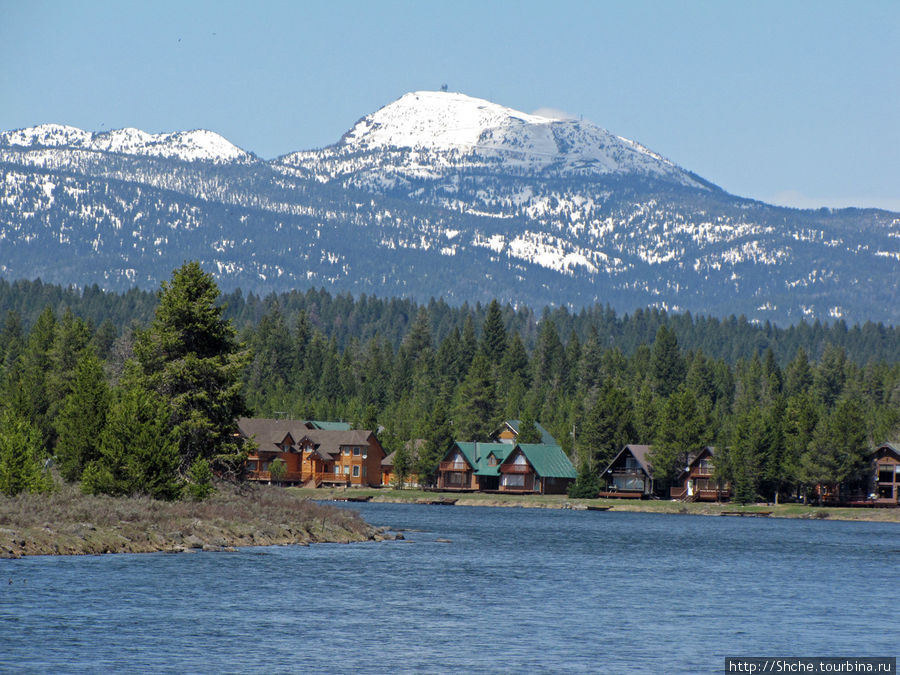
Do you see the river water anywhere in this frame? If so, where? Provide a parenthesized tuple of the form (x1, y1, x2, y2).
(1, 502, 896, 673)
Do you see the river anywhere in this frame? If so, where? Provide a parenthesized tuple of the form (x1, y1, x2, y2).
(1, 502, 896, 673)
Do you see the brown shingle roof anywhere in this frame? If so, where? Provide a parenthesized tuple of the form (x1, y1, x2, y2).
(238, 418, 377, 457)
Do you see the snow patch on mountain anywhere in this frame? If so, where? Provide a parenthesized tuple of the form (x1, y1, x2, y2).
(303, 91, 707, 188)
(0, 124, 251, 163)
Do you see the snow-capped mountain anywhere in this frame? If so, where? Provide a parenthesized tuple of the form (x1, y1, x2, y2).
(0, 124, 252, 163)
(282, 91, 708, 188)
(0, 91, 897, 324)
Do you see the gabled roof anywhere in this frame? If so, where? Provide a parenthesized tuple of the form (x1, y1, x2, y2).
(602, 444, 653, 477)
(500, 420, 558, 446)
(238, 418, 381, 458)
(872, 442, 900, 460)
(676, 446, 716, 480)
(449, 442, 514, 476)
(237, 418, 314, 452)
(382, 440, 425, 468)
(512, 444, 576, 479)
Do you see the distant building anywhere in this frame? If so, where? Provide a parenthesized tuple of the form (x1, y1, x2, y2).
(238, 417, 384, 487)
(493, 419, 558, 445)
(381, 439, 424, 487)
(669, 447, 730, 502)
(436, 440, 575, 494)
(599, 445, 655, 498)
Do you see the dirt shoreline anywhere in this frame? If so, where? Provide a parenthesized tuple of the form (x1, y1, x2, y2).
(296, 487, 900, 523)
(0, 483, 394, 559)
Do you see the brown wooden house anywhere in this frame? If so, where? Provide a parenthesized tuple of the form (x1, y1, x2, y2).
(435, 441, 576, 494)
(669, 447, 730, 502)
(599, 445, 655, 498)
(381, 439, 423, 487)
(239, 417, 384, 487)
(498, 444, 576, 494)
(871, 442, 900, 506)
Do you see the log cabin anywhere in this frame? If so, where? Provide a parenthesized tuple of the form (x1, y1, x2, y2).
(436, 441, 576, 494)
(436, 442, 509, 491)
(498, 443, 576, 494)
(669, 447, 730, 502)
(238, 417, 384, 487)
(599, 445, 655, 498)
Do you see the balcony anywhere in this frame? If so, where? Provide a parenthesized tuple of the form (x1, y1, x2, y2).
(439, 461, 470, 472)
(499, 463, 533, 474)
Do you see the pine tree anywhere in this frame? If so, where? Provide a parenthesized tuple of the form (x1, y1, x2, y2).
(480, 299, 507, 364)
(452, 352, 498, 442)
(650, 325, 685, 397)
(516, 409, 542, 444)
(82, 384, 181, 500)
(132, 262, 250, 477)
(799, 397, 869, 502)
(418, 400, 453, 486)
(54, 348, 110, 482)
(651, 385, 706, 489)
(579, 381, 636, 472)
(0, 409, 53, 496)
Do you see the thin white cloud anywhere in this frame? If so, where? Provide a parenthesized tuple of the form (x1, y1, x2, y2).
(531, 107, 577, 121)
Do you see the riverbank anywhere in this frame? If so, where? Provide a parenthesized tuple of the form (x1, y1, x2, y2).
(0, 482, 390, 558)
(290, 487, 900, 522)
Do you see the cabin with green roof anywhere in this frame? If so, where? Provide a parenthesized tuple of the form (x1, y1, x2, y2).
(499, 444, 576, 494)
(436, 441, 576, 494)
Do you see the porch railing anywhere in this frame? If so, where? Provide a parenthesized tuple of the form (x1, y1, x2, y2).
(439, 461, 470, 472)
(499, 463, 532, 474)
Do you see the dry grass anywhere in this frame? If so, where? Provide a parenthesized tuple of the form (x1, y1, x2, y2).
(0, 481, 380, 557)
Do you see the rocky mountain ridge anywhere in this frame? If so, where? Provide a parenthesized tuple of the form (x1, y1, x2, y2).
(1, 91, 897, 324)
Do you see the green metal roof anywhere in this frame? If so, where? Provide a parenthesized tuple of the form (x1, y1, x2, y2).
(307, 420, 352, 431)
(451, 442, 514, 476)
(505, 420, 558, 446)
(514, 444, 577, 479)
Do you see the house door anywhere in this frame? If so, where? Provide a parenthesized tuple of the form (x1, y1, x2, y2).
(687, 480, 693, 497)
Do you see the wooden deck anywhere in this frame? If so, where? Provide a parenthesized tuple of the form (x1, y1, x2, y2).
(597, 490, 644, 499)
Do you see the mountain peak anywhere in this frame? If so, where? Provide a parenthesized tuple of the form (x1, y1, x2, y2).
(333, 90, 704, 187)
(0, 124, 252, 163)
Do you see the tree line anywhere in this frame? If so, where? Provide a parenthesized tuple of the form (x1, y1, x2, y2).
(0, 263, 898, 502)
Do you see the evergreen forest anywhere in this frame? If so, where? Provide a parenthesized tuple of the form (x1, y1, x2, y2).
(0, 267, 898, 503)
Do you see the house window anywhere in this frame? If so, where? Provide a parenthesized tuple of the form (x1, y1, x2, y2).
(514, 453, 527, 465)
(352, 466, 360, 477)
(343, 447, 350, 455)
(624, 456, 639, 471)
(447, 472, 466, 486)
(698, 459, 713, 473)
(488, 455, 497, 466)
(363, 448, 368, 458)
(614, 475, 644, 491)
(334, 466, 341, 475)
(353, 447, 361, 456)
(247, 461, 257, 471)
(501, 474, 525, 487)
(343, 465, 350, 475)
(878, 465, 894, 483)
(261, 462, 269, 472)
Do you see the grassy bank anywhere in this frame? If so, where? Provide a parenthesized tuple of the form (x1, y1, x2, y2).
(0, 482, 389, 558)
(290, 487, 900, 523)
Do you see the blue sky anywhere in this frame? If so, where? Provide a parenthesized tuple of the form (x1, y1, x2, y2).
(2, 0, 898, 210)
